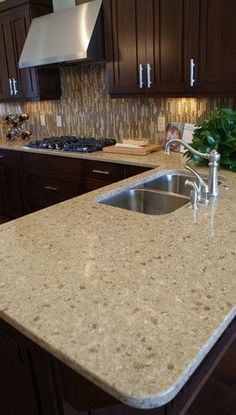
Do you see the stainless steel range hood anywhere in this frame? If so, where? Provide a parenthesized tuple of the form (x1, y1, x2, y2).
(19, 0, 104, 68)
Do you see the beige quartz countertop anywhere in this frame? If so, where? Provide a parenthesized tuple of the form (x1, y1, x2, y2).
(0, 148, 235, 409)
(0, 137, 165, 168)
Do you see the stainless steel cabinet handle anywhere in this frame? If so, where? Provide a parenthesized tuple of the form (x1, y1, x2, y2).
(92, 169, 110, 175)
(190, 58, 196, 87)
(9, 78, 13, 95)
(44, 185, 58, 191)
(139, 64, 144, 88)
(147, 63, 152, 88)
(12, 78, 18, 95)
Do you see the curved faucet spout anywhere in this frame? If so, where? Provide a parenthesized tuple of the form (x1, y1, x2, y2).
(165, 138, 211, 160)
(164, 138, 221, 199)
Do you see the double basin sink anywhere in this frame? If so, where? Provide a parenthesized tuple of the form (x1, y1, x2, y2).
(98, 170, 207, 215)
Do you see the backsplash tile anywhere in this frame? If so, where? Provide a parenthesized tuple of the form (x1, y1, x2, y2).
(0, 63, 235, 143)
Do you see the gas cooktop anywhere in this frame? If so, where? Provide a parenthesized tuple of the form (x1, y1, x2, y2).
(26, 136, 116, 153)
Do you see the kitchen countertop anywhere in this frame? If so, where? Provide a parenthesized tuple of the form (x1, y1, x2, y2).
(0, 143, 235, 409)
(0, 137, 167, 168)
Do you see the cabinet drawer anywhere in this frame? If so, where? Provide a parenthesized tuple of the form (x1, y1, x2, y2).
(29, 173, 81, 199)
(22, 152, 83, 175)
(85, 160, 124, 180)
(0, 149, 22, 164)
(29, 194, 67, 212)
(85, 177, 115, 193)
(123, 164, 152, 178)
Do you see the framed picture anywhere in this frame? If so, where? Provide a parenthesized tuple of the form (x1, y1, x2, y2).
(163, 122, 185, 151)
(180, 123, 195, 153)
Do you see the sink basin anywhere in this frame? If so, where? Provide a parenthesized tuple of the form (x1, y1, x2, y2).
(98, 169, 225, 215)
(100, 188, 189, 215)
(136, 172, 200, 197)
(136, 171, 222, 197)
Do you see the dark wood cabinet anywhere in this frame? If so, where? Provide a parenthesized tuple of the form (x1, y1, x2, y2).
(0, 320, 43, 415)
(104, 0, 196, 96)
(104, 0, 147, 96)
(0, 149, 24, 218)
(104, 0, 236, 97)
(0, 318, 62, 415)
(20, 151, 151, 214)
(0, 0, 61, 101)
(0, 149, 151, 217)
(197, 0, 236, 94)
(21, 152, 84, 212)
(84, 159, 125, 191)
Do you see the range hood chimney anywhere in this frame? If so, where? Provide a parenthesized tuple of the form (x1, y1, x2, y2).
(19, 0, 104, 68)
(53, 0, 76, 12)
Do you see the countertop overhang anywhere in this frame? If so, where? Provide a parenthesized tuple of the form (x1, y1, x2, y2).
(0, 144, 235, 409)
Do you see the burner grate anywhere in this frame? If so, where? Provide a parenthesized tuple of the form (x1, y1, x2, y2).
(26, 136, 116, 152)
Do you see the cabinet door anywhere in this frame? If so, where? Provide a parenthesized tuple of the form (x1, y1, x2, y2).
(22, 167, 82, 213)
(104, 0, 200, 96)
(0, 151, 23, 219)
(0, 326, 40, 415)
(0, 1, 60, 101)
(4, 8, 39, 100)
(104, 0, 147, 95)
(0, 17, 12, 99)
(146, 0, 200, 95)
(197, 0, 236, 94)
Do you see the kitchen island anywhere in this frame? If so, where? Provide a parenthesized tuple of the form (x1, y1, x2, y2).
(0, 148, 235, 414)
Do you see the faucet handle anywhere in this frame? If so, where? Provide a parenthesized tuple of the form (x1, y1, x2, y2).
(185, 164, 209, 202)
(208, 149, 221, 163)
(185, 180, 198, 210)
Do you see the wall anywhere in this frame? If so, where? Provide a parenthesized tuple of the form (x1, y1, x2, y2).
(0, 64, 235, 143)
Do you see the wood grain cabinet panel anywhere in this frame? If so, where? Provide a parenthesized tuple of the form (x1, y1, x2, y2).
(0, 323, 41, 415)
(104, 0, 236, 96)
(197, 0, 236, 93)
(0, 149, 24, 218)
(0, 0, 61, 101)
(0, 150, 151, 217)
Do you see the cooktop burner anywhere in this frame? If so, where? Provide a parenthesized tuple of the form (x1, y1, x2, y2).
(26, 136, 116, 153)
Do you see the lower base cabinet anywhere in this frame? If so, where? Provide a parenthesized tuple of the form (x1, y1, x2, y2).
(0, 150, 24, 218)
(0, 149, 152, 217)
(0, 319, 59, 415)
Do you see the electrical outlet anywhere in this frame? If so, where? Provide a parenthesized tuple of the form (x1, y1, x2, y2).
(56, 115, 62, 128)
(40, 115, 46, 126)
(158, 116, 166, 132)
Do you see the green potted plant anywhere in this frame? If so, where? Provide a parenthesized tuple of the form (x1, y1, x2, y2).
(185, 108, 236, 172)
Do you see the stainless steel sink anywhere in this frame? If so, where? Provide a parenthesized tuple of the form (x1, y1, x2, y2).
(98, 169, 225, 215)
(136, 172, 199, 197)
(100, 188, 189, 215)
(135, 171, 222, 197)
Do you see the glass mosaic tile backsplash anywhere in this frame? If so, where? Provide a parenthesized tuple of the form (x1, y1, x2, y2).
(0, 64, 235, 143)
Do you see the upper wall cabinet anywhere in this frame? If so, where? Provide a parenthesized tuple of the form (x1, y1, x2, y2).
(103, 0, 236, 97)
(197, 0, 236, 94)
(0, 0, 61, 102)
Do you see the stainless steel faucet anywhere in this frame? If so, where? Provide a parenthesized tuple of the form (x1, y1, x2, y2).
(185, 164, 209, 202)
(164, 138, 221, 200)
